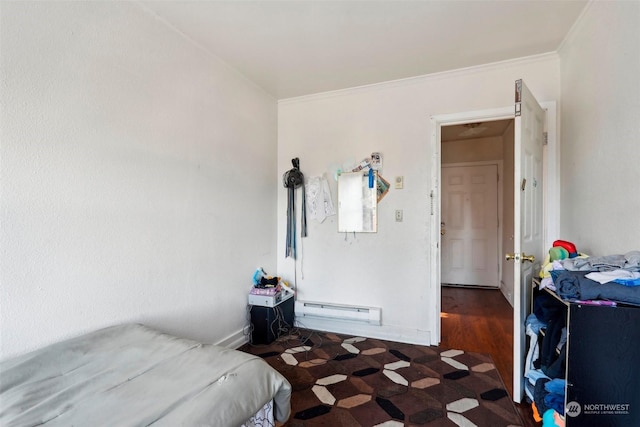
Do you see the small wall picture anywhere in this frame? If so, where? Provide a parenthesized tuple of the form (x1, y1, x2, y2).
(371, 152, 382, 170)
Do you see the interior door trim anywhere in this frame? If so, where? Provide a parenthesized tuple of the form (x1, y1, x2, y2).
(428, 102, 557, 346)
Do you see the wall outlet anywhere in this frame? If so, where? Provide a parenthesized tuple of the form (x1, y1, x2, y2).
(395, 210, 403, 222)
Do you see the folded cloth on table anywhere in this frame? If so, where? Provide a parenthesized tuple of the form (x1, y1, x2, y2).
(588, 254, 627, 271)
(553, 270, 640, 305)
(586, 269, 640, 284)
(625, 250, 640, 267)
(540, 276, 555, 290)
(552, 270, 588, 299)
(615, 278, 640, 286)
(561, 257, 592, 271)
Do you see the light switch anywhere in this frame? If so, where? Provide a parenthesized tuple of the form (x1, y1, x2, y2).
(394, 176, 404, 189)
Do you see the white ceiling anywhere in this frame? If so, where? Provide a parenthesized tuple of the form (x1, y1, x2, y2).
(442, 119, 513, 142)
(139, 0, 588, 99)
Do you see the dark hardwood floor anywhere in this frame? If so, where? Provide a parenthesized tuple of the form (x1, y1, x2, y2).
(440, 286, 540, 427)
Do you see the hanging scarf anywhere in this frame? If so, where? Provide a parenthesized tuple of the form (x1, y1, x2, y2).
(283, 158, 306, 259)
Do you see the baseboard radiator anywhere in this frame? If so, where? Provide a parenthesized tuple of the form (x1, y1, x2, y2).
(295, 300, 381, 325)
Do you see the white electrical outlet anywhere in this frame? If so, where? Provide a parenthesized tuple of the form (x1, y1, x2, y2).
(395, 210, 403, 222)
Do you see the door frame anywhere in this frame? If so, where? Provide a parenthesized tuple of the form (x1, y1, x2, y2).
(428, 102, 557, 346)
(441, 161, 503, 289)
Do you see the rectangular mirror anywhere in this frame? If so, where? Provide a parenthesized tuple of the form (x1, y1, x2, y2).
(338, 171, 377, 233)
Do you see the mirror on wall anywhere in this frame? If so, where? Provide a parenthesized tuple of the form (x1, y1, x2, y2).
(338, 171, 377, 233)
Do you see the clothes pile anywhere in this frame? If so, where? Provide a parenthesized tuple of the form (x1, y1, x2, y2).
(526, 242, 640, 426)
(538, 241, 640, 305)
(552, 250, 640, 305)
(524, 292, 568, 425)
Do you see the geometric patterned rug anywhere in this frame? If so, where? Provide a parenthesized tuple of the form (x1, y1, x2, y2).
(239, 329, 523, 426)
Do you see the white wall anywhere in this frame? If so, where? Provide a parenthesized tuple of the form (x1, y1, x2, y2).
(0, 1, 277, 360)
(442, 136, 503, 164)
(277, 55, 559, 345)
(558, 1, 640, 255)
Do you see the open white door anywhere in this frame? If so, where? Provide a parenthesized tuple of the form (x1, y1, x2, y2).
(510, 79, 545, 402)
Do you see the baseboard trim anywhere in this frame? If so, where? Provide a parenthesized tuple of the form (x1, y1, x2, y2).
(442, 283, 500, 290)
(219, 320, 433, 349)
(216, 328, 248, 349)
(294, 317, 431, 346)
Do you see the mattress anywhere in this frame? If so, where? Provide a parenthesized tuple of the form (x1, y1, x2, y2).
(0, 323, 291, 426)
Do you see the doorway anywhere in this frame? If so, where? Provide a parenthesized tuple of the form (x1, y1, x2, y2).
(434, 115, 518, 402)
(430, 97, 557, 404)
(441, 119, 514, 294)
(430, 106, 515, 348)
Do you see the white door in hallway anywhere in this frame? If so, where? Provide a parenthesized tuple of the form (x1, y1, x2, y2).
(441, 164, 498, 287)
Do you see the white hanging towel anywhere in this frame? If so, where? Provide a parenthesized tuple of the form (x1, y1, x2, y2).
(306, 176, 335, 223)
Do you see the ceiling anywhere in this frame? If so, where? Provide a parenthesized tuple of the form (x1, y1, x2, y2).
(442, 119, 513, 142)
(139, 0, 588, 99)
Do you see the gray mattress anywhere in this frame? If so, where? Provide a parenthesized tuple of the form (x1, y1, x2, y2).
(0, 324, 291, 426)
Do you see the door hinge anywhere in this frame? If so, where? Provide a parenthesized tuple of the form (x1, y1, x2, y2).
(543, 131, 548, 145)
(515, 79, 522, 117)
(430, 190, 434, 215)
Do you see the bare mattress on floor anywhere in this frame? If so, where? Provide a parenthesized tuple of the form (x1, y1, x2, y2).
(0, 323, 291, 426)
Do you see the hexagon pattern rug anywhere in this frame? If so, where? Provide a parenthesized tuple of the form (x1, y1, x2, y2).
(240, 329, 523, 426)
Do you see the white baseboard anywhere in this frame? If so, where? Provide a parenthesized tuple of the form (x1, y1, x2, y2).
(219, 320, 432, 349)
(294, 317, 431, 346)
(216, 328, 248, 349)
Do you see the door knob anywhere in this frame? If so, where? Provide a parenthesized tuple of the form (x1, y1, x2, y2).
(522, 254, 535, 263)
(505, 253, 536, 263)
